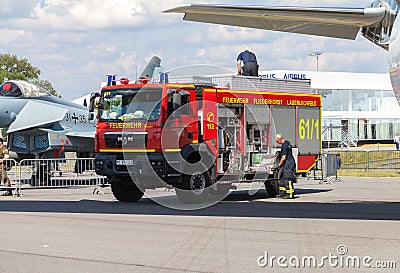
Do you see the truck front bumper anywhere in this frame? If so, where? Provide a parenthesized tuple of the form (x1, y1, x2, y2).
(94, 153, 182, 186)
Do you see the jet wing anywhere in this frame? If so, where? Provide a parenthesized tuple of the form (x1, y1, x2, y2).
(165, 5, 386, 40)
(8, 100, 67, 133)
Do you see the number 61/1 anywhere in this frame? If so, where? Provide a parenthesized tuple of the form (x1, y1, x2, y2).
(299, 119, 319, 140)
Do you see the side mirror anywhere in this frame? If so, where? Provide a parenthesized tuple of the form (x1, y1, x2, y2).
(173, 93, 181, 111)
(89, 92, 100, 112)
(172, 92, 182, 119)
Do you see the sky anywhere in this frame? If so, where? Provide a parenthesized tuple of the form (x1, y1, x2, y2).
(0, 0, 389, 100)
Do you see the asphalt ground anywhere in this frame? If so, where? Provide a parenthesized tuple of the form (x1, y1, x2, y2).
(0, 176, 399, 273)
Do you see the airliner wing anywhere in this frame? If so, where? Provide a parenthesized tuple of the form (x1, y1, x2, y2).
(165, 5, 386, 40)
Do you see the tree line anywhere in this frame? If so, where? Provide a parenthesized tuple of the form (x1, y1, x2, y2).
(0, 53, 60, 97)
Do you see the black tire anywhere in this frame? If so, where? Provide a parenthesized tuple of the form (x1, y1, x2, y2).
(265, 180, 278, 197)
(176, 170, 211, 204)
(110, 177, 144, 202)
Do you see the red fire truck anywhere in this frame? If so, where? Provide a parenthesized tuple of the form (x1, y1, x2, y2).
(90, 75, 322, 203)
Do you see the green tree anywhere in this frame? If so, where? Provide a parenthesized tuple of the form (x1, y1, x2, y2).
(32, 79, 61, 97)
(0, 54, 40, 81)
(0, 53, 61, 97)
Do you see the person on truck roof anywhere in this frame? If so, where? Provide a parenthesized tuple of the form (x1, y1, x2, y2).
(237, 49, 259, 77)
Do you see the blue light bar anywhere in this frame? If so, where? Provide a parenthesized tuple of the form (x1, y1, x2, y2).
(107, 74, 117, 86)
(159, 72, 169, 84)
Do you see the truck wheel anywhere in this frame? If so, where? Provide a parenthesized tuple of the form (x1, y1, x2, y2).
(264, 180, 278, 197)
(176, 171, 210, 204)
(110, 177, 144, 202)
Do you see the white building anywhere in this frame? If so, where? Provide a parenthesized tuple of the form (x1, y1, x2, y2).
(260, 70, 400, 145)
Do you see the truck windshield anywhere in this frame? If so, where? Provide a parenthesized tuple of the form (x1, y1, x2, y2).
(99, 88, 162, 121)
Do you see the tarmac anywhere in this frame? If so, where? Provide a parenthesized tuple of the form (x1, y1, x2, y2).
(0, 176, 399, 273)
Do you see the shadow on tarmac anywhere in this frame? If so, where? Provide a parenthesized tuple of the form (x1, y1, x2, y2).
(0, 188, 399, 221)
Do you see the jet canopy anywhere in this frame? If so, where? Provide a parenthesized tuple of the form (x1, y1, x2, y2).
(0, 80, 50, 98)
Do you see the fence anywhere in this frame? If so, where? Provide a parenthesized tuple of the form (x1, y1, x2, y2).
(307, 150, 400, 183)
(329, 150, 400, 171)
(1, 158, 107, 197)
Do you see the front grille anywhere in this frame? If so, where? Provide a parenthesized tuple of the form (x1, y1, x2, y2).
(104, 133, 148, 148)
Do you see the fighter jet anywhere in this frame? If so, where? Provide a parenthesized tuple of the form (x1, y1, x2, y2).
(165, 1, 400, 106)
(0, 80, 96, 160)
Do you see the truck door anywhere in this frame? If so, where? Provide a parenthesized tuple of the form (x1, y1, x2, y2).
(217, 105, 243, 174)
(245, 104, 274, 171)
(162, 89, 194, 150)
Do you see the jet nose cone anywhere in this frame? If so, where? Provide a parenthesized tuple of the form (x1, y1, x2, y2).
(0, 111, 16, 127)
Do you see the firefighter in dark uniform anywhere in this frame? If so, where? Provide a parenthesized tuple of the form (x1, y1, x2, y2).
(237, 50, 259, 76)
(0, 138, 12, 196)
(275, 134, 296, 199)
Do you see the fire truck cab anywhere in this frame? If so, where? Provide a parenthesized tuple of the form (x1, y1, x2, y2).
(91, 75, 322, 203)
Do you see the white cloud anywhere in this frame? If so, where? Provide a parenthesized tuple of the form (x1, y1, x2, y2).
(207, 25, 267, 42)
(0, 29, 25, 46)
(0, 0, 36, 18)
(28, 0, 198, 30)
(31, 53, 72, 63)
(87, 43, 117, 56)
(196, 49, 207, 57)
(84, 51, 138, 77)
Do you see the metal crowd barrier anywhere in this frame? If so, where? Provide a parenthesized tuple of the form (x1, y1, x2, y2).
(1, 158, 19, 196)
(367, 150, 400, 170)
(307, 153, 342, 183)
(322, 153, 343, 183)
(329, 150, 400, 171)
(1, 158, 108, 197)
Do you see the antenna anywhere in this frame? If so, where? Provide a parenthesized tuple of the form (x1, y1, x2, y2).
(308, 51, 323, 71)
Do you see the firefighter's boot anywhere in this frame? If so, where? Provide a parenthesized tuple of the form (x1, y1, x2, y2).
(284, 180, 295, 199)
(278, 179, 288, 198)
